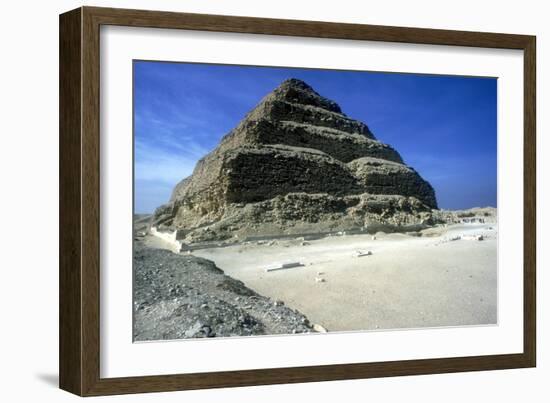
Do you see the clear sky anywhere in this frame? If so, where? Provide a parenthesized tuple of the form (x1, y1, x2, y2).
(134, 61, 497, 214)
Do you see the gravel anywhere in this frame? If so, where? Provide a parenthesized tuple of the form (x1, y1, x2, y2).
(133, 243, 313, 341)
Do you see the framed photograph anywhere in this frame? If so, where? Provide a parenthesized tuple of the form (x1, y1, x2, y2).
(59, 6, 536, 396)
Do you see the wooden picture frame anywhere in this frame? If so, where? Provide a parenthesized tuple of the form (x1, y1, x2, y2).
(59, 6, 536, 396)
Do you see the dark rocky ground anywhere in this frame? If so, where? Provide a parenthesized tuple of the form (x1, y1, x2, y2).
(133, 242, 314, 341)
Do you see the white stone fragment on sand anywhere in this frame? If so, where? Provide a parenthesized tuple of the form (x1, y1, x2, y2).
(315, 277, 326, 283)
(265, 261, 304, 272)
(355, 250, 372, 257)
(313, 324, 328, 333)
(461, 234, 484, 241)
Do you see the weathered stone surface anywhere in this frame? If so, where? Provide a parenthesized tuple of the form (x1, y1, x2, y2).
(270, 78, 343, 113)
(153, 78, 438, 242)
(165, 192, 434, 244)
(348, 157, 437, 208)
(223, 119, 404, 164)
(222, 145, 363, 202)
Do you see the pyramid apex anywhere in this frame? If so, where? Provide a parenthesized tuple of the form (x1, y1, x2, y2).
(271, 78, 342, 114)
(280, 78, 313, 90)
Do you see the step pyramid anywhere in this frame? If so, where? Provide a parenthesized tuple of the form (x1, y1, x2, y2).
(152, 78, 438, 243)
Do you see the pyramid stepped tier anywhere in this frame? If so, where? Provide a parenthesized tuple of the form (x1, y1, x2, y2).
(348, 157, 437, 208)
(172, 145, 362, 205)
(218, 119, 404, 164)
(153, 78, 438, 244)
(248, 98, 375, 137)
(169, 193, 435, 244)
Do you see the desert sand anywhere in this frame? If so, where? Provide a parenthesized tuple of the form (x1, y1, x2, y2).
(145, 222, 497, 332)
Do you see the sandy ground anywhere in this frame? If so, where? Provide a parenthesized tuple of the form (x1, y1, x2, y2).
(145, 223, 497, 332)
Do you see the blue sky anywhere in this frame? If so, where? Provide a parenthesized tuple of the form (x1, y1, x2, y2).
(134, 61, 497, 213)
